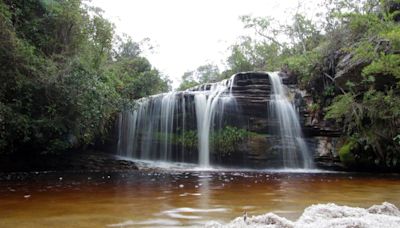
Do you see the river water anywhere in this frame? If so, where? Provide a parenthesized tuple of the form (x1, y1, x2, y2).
(1, 166, 400, 227)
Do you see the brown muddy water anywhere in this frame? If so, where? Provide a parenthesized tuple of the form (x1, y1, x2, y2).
(0, 167, 400, 227)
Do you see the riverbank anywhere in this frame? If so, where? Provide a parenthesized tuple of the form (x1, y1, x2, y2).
(0, 150, 138, 172)
(1, 149, 399, 173)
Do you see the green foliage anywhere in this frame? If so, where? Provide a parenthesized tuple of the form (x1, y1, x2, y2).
(211, 126, 252, 154)
(308, 103, 320, 113)
(178, 64, 221, 90)
(108, 56, 169, 101)
(0, 0, 169, 154)
(339, 139, 357, 165)
(351, 41, 376, 63)
(226, 37, 284, 74)
(326, 90, 400, 167)
(325, 94, 355, 121)
(175, 130, 198, 150)
(223, 0, 400, 169)
(382, 26, 400, 50)
(178, 78, 200, 91)
(321, 1, 400, 167)
(155, 131, 199, 150)
(225, 43, 255, 73)
(323, 85, 336, 97)
(284, 13, 324, 54)
(181, 11, 323, 84)
(345, 12, 385, 39)
(159, 127, 252, 154)
(363, 54, 400, 82)
(2, 0, 400, 170)
(283, 50, 321, 86)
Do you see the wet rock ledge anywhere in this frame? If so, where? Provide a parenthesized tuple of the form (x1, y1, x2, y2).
(0, 151, 138, 172)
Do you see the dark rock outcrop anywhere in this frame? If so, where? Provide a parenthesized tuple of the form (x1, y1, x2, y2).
(333, 39, 398, 92)
(334, 53, 370, 91)
(0, 151, 138, 172)
(196, 72, 342, 169)
(120, 72, 343, 170)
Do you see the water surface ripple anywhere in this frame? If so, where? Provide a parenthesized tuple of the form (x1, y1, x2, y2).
(0, 170, 399, 227)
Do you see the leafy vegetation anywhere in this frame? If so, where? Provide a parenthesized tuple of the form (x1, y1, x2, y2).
(176, 130, 198, 150)
(158, 126, 253, 154)
(338, 139, 357, 166)
(178, 0, 400, 169)
(211, 126, 252, 155)
(2, 0, 400, 170)
(178, 64, 223, 91)
(0, 0, 169, 154)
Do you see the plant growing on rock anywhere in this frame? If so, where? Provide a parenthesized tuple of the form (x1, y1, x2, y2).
(211, 126, 252, 155)
(175, 130, 198, 150)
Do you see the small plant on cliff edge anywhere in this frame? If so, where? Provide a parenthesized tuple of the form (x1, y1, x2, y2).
(159, 127, 253, 154)
(175, 130, 198, 150)
(308, 103, 320, 113)
(338, 139, 358, 166)
(211, 126, 252, 155)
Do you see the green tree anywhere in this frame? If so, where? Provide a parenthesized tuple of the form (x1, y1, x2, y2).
(178, 64, 221, 90)
(0, 0, 170, 155)
(321, 0, 400, 168)
(178, 71, 199, 90)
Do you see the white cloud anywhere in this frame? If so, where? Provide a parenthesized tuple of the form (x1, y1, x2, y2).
(91, 0, 321, 89)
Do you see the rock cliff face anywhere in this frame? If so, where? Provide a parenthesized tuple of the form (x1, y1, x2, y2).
(196, 72, 343, 169)
(118, 72, 343, 170)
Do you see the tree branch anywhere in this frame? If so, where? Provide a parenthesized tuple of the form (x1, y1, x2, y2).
(323, 72, 346, 94)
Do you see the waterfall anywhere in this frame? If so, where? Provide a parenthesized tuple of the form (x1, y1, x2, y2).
(268, 72, 313, 169)
(117, 92, 177, 161)
(194, 76, 236, 167)
(160, 92, 176, 160)
(194, 94, 208, 166)
(117, 72, 312, 169)
(117, 75, 236, 166)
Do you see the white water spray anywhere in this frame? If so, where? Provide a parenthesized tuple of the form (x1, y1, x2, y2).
(117, 92, 177, 161)
(194, 76, 236, 167)
(117, 72, 312, 169)
(268, 72, 312, 169)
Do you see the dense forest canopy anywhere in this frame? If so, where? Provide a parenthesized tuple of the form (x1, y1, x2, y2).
(179, 0, 400, 169)
(0, 0, 169, 154)
(1, 0, 399, 169)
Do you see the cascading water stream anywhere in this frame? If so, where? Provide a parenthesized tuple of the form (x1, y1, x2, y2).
(160, 93, 176, 160)
(194, 76, 236, 167)
(117, 72, 312, 169)
(268, 72, 313, 169)
(117, 75, 236, 167)
(117, 92, 177, 161)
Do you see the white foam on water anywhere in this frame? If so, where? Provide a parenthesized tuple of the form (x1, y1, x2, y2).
(260, 168, 338, 174)
(206, 202, 400, 228)
(115, 156, 340, 174)
(114, 157, 199, 170)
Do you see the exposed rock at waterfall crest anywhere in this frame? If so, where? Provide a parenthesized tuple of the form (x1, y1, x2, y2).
(117, 72, 342, 170)
(211, 72, 341, 169)
(224, 72, 340, 169)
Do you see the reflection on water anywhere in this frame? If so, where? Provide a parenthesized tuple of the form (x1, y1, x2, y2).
(0, 170, 400, 227)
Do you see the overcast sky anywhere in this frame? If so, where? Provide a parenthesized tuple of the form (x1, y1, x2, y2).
(91, 0, 320, 88)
